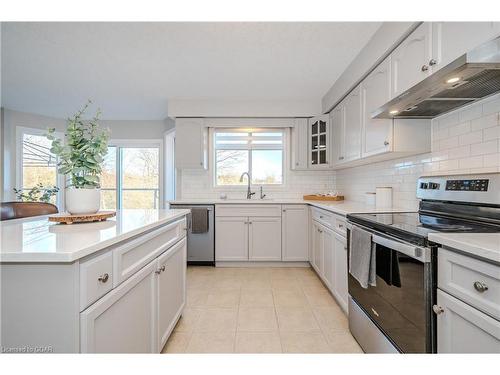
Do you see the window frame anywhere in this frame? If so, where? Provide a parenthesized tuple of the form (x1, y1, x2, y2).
(212, 128, 286, 188)
(16, 126, 65, 208)
(104, 139, 164, 210)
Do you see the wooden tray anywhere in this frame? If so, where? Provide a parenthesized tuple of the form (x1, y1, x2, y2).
(303, 195, 344, 201)
(48, 211, 116, 224)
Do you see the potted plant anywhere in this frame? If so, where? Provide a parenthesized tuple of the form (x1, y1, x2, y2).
(46, 101, 110, 215)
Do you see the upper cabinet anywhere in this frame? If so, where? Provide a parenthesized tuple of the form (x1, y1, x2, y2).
(432, 22, 500, 73)
(174, 118, 208, 170)
(308, 115, 331, 169)
(361, 56, 393, 157)
(332, 85, 362, 166)
(391, 23, 433, 98)
(290, 118, 309, 170)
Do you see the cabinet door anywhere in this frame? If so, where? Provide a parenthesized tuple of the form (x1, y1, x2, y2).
(391, 23, 433, 98)
(80, 260, 156, 353)
(322, 226, 335, 290)
(433, 22, 500, 72)
(333, 233, 348, 312)
(249, 217, 282, 261)
(331, 105, 344, 165)
(282, 205, 309, 261)
(215, 217, 248, 261)
(343, 86, 362, 162)
(361, 57, 393, 158)
(157, 238, 187, 352)
(311, 221, 323, 274)
(309, 115, 330, 168)
(436, 290, 500, 353)
(291, 118, 309, 170)
(174, 118, 208, 170)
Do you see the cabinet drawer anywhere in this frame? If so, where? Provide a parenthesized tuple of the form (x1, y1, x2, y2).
(113, 218, 186, 287)
(438, 248, 500, 320)
(334, 216, 347, 236)
(80, 251, 113, 311)
(311, 207, 335, 229)
(215, 204, 281, 217)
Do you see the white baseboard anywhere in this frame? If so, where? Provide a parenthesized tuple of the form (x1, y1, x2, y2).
(215, 261, 311, 268)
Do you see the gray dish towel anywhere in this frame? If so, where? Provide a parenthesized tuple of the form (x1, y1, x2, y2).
(349, 226, 376, 288)
(191, 208, 209, 234)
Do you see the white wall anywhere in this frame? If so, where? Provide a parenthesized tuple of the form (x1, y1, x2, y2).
(1, 108, 170, 200)
(335, 94, 500, 210)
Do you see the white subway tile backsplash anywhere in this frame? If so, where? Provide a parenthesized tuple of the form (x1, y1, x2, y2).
(471, 113, 499, 131)
(459, 130, 483, 145)
(470, 140, 498, 156)
(459, 103, 483, 123)
(483, 126, 500, 141)
(448, 122, 471, 137)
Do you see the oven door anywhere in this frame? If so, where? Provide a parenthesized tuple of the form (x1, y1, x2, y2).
(347, 225, 436, 353)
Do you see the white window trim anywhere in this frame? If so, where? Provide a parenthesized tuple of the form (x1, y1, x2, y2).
(107, 139, 164, 209)
(210, 128, 290, 191)
(15, 126, 65, 208)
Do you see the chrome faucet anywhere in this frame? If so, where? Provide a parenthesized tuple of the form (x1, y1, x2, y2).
(239, 172, 255, 199)
(260, 186, 266, 199)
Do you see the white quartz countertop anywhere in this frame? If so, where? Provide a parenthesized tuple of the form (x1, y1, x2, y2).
(169, 199, 409, 216)
(0, 209, 190, 263)
(429, 233, 500, 264)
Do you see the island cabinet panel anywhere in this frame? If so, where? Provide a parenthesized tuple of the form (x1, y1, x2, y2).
(80, 260, 157, 353)
(157, 238, 187, 351)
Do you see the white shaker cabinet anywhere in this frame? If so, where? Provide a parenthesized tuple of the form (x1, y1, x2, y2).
(436, 289, 500, 353)
(291, 118, 309, 170)
(331, 105, 344, 165)
(391, 23, 433, 98)
(157, 239, 187, 351)
(311, 220, 324, 274)
(322, 226, 335, 291)
(215, 216, 249, 261)
(80, 260, 157, 353)
(174, 118, 208, 170)
(361, 57, 393, 158)
(432, 22, 500, 73)
(341, 85, 362, 163)
(333, 233, 348, 312)
(282, 205, 309, 261)
(249, 217, 282, 261)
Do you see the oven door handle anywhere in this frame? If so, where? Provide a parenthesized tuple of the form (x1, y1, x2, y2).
(372, 234, 431, 263)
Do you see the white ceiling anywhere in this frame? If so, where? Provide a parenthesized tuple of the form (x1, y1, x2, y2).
(1, 22, 381, 120)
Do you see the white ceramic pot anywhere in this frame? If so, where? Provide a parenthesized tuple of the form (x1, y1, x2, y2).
(65, 188, 101, 215)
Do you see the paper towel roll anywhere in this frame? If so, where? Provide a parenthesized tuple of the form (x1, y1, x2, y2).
(376, 187, 392, 208)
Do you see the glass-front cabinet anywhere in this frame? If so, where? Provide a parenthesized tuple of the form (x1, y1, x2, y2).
(309, 115, 331, 168)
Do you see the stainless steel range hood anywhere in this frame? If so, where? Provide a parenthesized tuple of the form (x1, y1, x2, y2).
(372, 37, 500, 119)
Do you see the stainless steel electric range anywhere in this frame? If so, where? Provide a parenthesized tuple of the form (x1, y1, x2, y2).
(346, 173, 500, 353)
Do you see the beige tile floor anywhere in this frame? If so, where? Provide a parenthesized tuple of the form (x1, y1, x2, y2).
(162, 266, 363, 354)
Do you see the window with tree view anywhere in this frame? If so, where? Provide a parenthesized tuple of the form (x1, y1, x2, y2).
(101, 145, 160, 210)
(215, 129, 284, 186)
(19, 130, 61, 205)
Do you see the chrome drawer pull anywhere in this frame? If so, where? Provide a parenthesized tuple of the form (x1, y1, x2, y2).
(473, 281, 488, 293)
(98, 273, 109, 283)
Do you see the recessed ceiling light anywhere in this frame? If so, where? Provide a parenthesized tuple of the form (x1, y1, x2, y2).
(446, 77, 460, 84)
(389, 110, 399, 115)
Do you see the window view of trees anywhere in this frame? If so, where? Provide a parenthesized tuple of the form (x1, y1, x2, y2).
(20, 133, 59, 204)
(100, 146, 160, 209)
(215, 130, 283, 186)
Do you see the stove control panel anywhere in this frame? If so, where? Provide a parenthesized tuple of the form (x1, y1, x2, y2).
(419, 182, 440, 190)
(445, 179, 489, 191)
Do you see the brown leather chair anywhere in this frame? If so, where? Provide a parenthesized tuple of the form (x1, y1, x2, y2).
(1, 202, 59, 221)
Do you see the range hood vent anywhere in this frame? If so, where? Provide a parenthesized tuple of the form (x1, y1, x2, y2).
(373, 37, 500, 119)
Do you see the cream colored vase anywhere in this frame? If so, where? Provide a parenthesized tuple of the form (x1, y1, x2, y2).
(65, 188, 101, 215)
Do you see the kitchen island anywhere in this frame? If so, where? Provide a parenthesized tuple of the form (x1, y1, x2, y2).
(0, 209, 190, 353)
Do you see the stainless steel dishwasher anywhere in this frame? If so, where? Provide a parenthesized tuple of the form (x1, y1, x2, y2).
(170, 204, 215, 265)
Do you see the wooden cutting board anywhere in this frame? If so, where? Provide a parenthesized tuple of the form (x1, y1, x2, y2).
(48, 211, 116, 224)
(303, 195, 344, 201)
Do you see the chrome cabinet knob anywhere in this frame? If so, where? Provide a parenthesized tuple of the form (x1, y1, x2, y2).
(429, 59, 438, 66)
(384, 141, 390, 146)
(161, 265, 166, 272)
(433, 305, 444, 315)
(338, 156, 344, 160)
(98, 273, 109, 283)
(421, 64, 429, 72)
(473, 281, 488, 293)
(155, 269, 162, 275)
(295, 162, 299, 166)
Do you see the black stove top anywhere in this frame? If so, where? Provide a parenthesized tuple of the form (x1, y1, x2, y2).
(347, 211, 500, 247)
